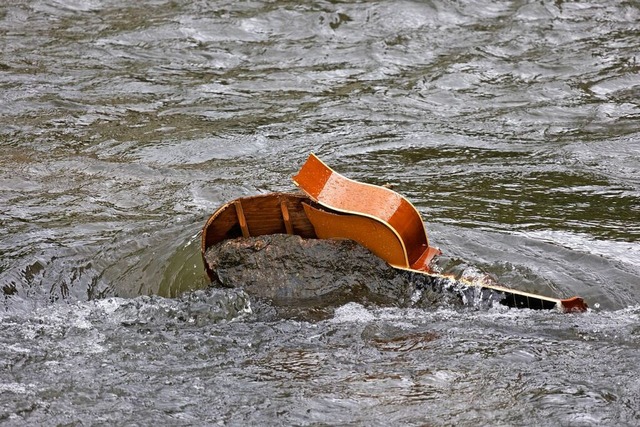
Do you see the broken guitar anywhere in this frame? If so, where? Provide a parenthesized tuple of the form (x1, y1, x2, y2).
(201, 154, 587, 313)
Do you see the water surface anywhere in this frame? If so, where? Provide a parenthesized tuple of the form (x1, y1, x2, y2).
(1, 0, 639, 425)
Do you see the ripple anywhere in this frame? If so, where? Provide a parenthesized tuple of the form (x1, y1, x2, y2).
(1, 0, 639, 424)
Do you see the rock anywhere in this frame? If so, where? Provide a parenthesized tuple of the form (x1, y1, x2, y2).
(205, 234, 458, 309)
(204, 234, 419, 308)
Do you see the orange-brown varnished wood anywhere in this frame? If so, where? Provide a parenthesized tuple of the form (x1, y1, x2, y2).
(559, 296, 589, 313)
(280, 200, 294, 235)
(302, 203, 409, 267)
(293, 153, 437, 271)
(201, 193, 317, 253)
(234, 201, 250, 238)
(410, 246, 442, 271)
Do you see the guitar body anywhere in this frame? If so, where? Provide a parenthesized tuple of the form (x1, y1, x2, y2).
(293, 153, 440, 271)
(302, 202, 409, 267)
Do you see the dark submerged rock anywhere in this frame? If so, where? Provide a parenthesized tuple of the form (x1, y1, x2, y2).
(203, 234, 464, 316)
(204, 234, 411, 306)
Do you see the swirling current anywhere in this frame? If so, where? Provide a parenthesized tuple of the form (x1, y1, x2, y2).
(1, 1, 639, 425)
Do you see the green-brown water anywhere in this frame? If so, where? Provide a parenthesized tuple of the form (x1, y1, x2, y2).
(1, 1, 639, 425)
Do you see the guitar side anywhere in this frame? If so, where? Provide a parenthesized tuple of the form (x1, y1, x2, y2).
(302, 202, 410, 268)
(293, 153, 439, 270)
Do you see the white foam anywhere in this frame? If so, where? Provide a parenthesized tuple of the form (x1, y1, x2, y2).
(331, 302, 375, 323)
(0, 383, 30, 394)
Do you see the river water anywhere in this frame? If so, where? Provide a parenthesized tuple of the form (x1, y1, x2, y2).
(1, 0, 639, 425)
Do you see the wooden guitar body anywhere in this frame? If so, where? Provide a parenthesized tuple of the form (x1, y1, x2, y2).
(293, 153, 441, 271)
(301, 202, 409, 267)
